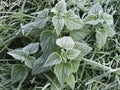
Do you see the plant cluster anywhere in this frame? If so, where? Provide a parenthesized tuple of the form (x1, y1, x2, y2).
(0, 0, 120, 90)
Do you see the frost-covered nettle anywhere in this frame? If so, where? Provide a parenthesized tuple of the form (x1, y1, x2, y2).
(7, 0, 116, 89)
(84, 3, 115, 49)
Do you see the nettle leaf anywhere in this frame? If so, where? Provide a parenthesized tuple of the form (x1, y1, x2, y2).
(36, 9, 49, 28)
(34, 8, 49, 29)
(52, 16, 64, 35)
(104, 24, 115, 37)
(64, 10, 83, 30)
(88, 3, 103, 15)
(54, 62, 72, 86)
(32, 56, 50, 75)
(40, 30, 57, 59)
(21, 22, 42, 37)
(103, 13, 113, 25)
(51, 82, 61, 90)
(96, 29, 107, 49)
(66, 74, 75, 89)
(11, 64, 28, 83)
(21, 9, 49, 35)
(51, 0, 66, 14)
(7, 49, 26, 61)
(70, 27, 90, 41)
(44, 52, 62, 67)
(21, 22, 37, 35)
(23, 43, 39, 54)
(56, 36, 75, 50)
(74, 42, 92, 57)
(70, 59, 81, 73)
(25, 56, 36, 69)
(66, 49, 80, 60)
(84, 14, 99, 25)
(35, 9, 49, 23)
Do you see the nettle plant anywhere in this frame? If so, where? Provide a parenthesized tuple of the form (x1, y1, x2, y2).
(7, 0, 116, 89)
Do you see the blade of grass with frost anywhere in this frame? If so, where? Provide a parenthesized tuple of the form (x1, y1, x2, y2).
(83, 58, 113, 71)
(85, 71, 114, 85)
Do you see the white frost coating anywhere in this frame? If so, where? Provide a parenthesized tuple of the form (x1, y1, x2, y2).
(51, 0, 66, 14)
(56, 36, 74, 50)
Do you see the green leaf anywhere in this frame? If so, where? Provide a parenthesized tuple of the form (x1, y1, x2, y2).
(34, 8, 49, 28)
(32, 56, 50, 75)
(40, 30, 57, 59)
(56, 36, 75, 50)
(84, 14, 99, 25)
(65, 10, 83, 30)
(66, 74, 75, 89)
(35, 8, 49, 28)
(23, 43, 39, 54)
(21, 22, 42, 37)
(70, 27, 90, 41)
(54, 62, 72, 86)
(52, 16, 64, 35)
(96, 29, 107, 49)
(66, 49, 80, 60)
(74, 42, 92, 57)
(88, 3, 103, 15)
(51, 0, 66, 14)
(21, 22, 37, 36)
(70, 59, 80, 73)
(104, 24, 115, 37)
(11, 64, 28, 83)
(103, 13, 113, 25)
(7, 49, 26, 61)
(44, 52, 62, 67)
(51, 82, 61, 90)
(21, 9, 49, 34)
(24, 56, 36, 68)
(35, 9, 49, 23)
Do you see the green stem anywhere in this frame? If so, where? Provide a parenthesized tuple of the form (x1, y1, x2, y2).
(17, 78, 24, 90)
